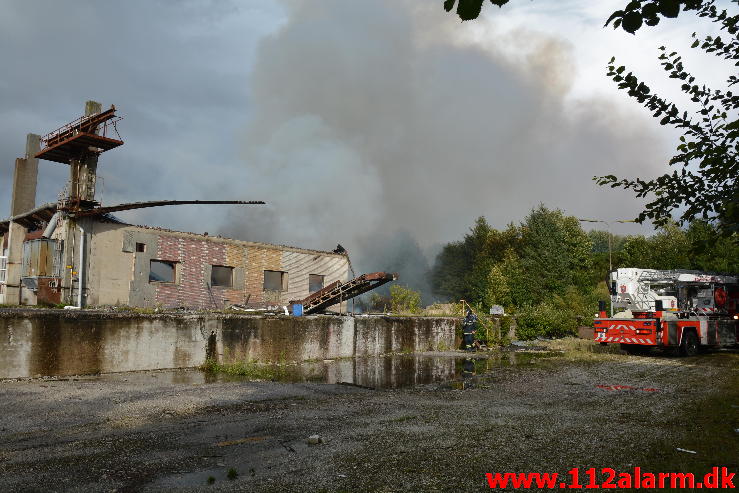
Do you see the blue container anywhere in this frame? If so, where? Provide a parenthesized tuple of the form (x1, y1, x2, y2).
(292, 304, 303, 316)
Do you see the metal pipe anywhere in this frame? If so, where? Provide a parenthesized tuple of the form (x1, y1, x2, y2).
(77, 222, 85, 308)
(42, 212, 62, 238)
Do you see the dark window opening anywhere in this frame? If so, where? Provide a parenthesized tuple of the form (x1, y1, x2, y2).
(264, 270, 287, 291)
(149, 260, 176, 283)
(309, 274, 325, 293)
(211, 265, 234, 288)
(136, 242, 146, 253)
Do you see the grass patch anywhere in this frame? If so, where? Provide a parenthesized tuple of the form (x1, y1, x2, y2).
(110, 305, 160, 314)
(639, 377, 739, 484)
(541, 336, 623, 361)
(199, 358, 299, 381)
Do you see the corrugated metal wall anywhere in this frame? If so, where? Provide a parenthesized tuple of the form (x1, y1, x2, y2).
(21, 239, 63, 278)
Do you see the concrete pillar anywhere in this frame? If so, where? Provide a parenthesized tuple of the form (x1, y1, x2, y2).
(10, 134, 40, 215)
(69, 101, 101, 203)
(4, 135, 41, 305)
(62, 101, 101, 304)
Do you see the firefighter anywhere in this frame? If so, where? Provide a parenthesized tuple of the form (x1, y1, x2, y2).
(461, 358, 476, 389)
(462, 309, 477, 351)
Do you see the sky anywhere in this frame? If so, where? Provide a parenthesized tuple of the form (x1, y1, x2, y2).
(0, 0, 731, 295)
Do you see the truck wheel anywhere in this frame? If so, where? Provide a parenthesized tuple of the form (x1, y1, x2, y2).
(679, 330, 699, 357)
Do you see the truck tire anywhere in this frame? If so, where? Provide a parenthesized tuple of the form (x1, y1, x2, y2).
(679, 330, 699, 357)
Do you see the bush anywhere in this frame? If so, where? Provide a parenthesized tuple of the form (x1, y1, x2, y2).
(368, 292, 391, 312)
(515, 302, 579, 340)
(390, 285, 422, 314)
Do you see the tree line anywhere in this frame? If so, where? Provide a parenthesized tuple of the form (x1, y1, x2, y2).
(430, 206, 739, 339)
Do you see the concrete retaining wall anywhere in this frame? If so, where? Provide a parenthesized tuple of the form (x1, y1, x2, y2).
(0, 310, 459, 379)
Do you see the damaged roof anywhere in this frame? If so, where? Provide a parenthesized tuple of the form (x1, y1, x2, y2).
(0, 201, 345, 257)
(0, 203, 57, 233)
(0, 200, 264, 234)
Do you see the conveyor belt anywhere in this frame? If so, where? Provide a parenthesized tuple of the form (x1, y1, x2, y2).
(292, 272, 398, 314)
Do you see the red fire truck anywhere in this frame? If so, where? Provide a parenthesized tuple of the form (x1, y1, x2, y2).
(593, 268, 739, 356)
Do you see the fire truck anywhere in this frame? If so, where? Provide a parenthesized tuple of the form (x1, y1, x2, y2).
(593, 268, 739, 356)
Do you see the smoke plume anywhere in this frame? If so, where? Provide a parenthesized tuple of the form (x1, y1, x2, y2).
(218, 0, 669, 300)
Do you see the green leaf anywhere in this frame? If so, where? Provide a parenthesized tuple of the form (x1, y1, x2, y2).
(621, 11, 643, 33)
(456, 0, 484, 21)
(691, 39, 700, 48)
(605, 10, 624, 27)
(642, 2, 658, 17)
(443, 0, 456, 12)
(725, 118, 739, 130)
(489, 0, 510, 7)
(658, 0, 680, 18)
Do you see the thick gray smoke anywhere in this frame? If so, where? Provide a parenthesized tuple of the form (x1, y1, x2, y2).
(217, 0, 670, 300)
(0, 1, 671, 302)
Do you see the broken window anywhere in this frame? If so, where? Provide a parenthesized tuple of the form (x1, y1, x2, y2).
(149, 260, 176, 283)
(136, 243, 146, 253)
(263, 270, 287, 292)
(309, 274, 324, 293)
(211, 265, 233, 288)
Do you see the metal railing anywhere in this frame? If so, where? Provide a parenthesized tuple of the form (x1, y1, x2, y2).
(0, 256, 7, 284)
(41, 107, 122, 148)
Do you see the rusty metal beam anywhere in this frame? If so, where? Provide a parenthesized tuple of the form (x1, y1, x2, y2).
(36, 133, 124, 164)
(292, 272, 398, 314)
(71, 200, 266, 217)
(36, 105, 124, 164)
(41, 107, 118, 147)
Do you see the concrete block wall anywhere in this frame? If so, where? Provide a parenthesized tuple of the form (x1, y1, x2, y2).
(0, 311, 460, 379)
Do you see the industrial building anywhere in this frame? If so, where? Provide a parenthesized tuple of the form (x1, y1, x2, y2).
(0, 102, 354, 309)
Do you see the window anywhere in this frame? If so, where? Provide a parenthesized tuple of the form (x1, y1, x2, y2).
(309, 274, 325, 293)
(136, 243, 146, 253)
(211, 265, 233, 288)
(149, 260, 176, 283)
(263, 270, 287, 291)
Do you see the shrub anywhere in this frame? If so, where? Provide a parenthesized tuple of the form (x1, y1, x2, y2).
(390, 285, 422, 314)
(515, 302, 579, 340)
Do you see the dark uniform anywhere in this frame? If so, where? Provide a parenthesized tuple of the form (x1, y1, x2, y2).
(462, 309, 478, 351)
(461, 358, 476, 389)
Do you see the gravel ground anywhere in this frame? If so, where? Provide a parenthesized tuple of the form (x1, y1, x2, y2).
(0, 347, 737, 492)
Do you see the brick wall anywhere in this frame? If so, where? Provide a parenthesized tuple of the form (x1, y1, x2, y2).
(136, 229, 348, 310)
(244, 246, 281, 305)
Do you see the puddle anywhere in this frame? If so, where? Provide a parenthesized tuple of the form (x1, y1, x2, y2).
(186, 350, 558, 389)
(43, 350, 558, 390)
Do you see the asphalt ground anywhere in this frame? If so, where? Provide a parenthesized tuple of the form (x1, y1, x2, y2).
(0, 343, 737, 492)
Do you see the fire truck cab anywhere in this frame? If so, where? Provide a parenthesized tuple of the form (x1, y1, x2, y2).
(593, 268, 739, 356)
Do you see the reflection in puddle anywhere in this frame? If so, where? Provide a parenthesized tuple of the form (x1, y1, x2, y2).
(191, 351, 556, 389)
(86, 351, 556, 389)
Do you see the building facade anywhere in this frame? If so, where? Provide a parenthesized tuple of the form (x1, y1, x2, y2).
(0, 102, 350, 309)
(1, 215, 349, 309)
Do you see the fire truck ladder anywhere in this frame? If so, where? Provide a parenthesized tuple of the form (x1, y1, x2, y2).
(292, 272, 398, 315)
(632, 270, 682, 309)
